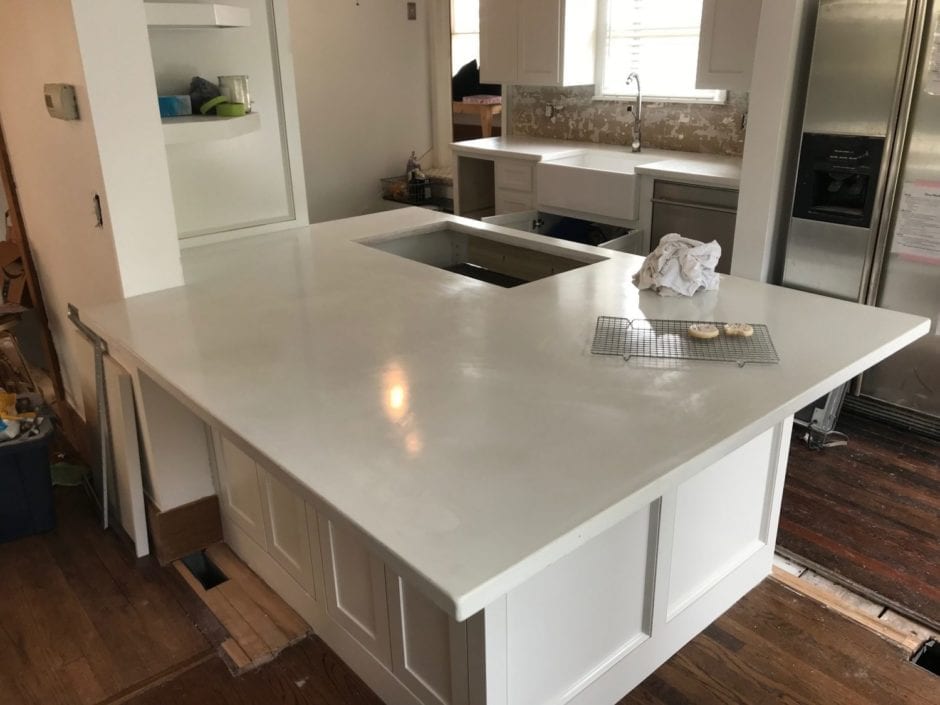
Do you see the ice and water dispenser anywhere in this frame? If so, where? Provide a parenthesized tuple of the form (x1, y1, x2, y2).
(792, 133, 885, 228)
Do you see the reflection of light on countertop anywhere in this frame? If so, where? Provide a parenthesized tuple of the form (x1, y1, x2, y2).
(383, 366, 409, 423)
(389, 384, 406, 412)
(382, 363, 422, 456)
(405, 432, 423, 455)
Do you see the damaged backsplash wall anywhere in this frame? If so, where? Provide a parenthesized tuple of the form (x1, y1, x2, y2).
(509, 85, 749, 156)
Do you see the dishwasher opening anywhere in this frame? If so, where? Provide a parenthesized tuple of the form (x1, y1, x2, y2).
(651, 181, 738, 274)
(483, 211, 645, 255)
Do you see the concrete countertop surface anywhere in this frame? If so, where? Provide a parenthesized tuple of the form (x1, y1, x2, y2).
(86, 208, 927, 620)
(452, 136, 742, 189)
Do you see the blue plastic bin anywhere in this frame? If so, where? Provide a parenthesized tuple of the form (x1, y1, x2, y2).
(0, 420, 55, 543)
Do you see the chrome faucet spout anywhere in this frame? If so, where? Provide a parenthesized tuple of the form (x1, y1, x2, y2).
(626, 72, 642, 152)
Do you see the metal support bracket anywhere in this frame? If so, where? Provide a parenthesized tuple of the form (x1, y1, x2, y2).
(67, 303, 111, 530)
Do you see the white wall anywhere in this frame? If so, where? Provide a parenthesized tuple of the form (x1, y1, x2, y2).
(71, 0, 184, 297)
(287, 0, 434, 222)
(0, 0, 185, 429)
(0, 0, 125, 422)
(149, 0, 299, 238)
(730, 0, 815, 281)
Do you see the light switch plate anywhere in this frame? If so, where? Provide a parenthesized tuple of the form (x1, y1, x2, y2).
(44, 83, 79, 121)
(407, 2, 416, 20)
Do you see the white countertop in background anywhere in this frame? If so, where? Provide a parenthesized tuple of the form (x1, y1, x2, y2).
(86, 208, 927, 620)
(452, 136, 742, 189)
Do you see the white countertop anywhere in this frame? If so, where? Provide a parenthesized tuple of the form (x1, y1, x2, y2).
(86, 209, 927, 620)
(452, 136, 742, 189)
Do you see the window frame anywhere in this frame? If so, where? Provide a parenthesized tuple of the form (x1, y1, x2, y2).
(593, 0, 727, 104)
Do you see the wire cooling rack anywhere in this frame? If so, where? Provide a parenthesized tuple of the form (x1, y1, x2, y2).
(591, 316, 780, 367)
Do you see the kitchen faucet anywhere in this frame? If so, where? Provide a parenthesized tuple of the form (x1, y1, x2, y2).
(626, 72, 642, 152)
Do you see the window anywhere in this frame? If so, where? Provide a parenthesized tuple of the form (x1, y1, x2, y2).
(596, 0, 724, 103)
(451, 0, 479, 76)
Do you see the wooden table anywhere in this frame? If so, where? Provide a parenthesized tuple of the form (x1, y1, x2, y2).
(452, 101, 502, 137)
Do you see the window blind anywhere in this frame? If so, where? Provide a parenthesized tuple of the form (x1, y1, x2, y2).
(599, 0, 721, 101)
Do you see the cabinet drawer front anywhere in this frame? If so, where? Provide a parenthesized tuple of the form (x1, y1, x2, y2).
(260, 468, 316, 595)
(495, 188, 535, 215)
(216, 434, 266, 547)
(495, 160, 534, 193)
(319, 515, 392, 665)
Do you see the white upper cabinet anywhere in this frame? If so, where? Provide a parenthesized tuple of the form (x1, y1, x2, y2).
(696, 0, 762, 91)
(480, 0, 598, 86)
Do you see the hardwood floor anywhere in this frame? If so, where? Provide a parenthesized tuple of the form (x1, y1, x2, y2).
(125, 578, 937, 705)
(3, 473, 936, 705)
(0, 488, 210, 705)
(123, 634, 384, 705)
(778, 413, 940, 630)
(618, 578, 936, 705)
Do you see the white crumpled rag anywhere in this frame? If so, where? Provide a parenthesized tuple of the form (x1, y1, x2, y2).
(633, 233, 722, 297)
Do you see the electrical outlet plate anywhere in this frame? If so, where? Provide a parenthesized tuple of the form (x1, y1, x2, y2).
(407, 2, 416, 20)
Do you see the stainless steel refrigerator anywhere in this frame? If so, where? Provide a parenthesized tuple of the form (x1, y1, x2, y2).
(782, 0, 940, 437)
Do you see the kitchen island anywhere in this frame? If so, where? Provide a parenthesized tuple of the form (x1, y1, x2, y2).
(86, 208, 928, 705)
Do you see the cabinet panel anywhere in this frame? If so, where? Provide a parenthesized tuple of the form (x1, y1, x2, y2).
(696, 0, 761, 90)
(495, 189, 535, 215)
(480, 0, 518, 83)
(668, 427, 774, 619)
(216, 434, 266, 547)
(319, 515, 391, 665)
(260, 468, 316, 595)
(518, 0, 563, 85)
(387, 573, 469, 705)
(495, 160, 534, 192)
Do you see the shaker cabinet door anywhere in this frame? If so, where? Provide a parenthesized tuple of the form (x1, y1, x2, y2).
(215, 434, 267, 548)
(696, 0, 761, 90)
(260, 467, 316, 595)
(318, 515, 392, 665)
(480, 0, 518, 83)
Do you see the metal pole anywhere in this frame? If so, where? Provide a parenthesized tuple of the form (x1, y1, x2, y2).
(67, 304, 111, 530)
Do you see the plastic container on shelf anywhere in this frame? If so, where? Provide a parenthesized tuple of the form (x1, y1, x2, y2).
(0, 419, 55, 543)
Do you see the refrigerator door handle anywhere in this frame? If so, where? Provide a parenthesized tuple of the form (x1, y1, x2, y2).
(863, 0, 931, 308)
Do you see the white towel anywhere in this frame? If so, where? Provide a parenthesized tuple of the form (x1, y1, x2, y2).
(633, 233, 722, 297)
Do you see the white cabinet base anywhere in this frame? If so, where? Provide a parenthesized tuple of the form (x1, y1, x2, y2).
(214, 417, 792, 705)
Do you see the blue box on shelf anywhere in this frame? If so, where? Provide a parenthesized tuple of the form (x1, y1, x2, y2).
(158, 95, 192, 118)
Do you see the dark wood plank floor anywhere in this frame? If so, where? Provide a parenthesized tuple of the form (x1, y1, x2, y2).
(778, 413, 940, 630)
(619, 578, 937, 705)
(125, 578, 937, 705)
(3, 479, 936, 705)
(0, 488, 210, 705)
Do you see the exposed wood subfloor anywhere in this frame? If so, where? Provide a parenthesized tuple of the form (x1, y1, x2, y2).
(173, 543, 310, 672)
(0, 488, 210, 705)
(779, 412, 940, 630)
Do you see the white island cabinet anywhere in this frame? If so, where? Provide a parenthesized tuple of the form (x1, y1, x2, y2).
(86, 208, 927, 705)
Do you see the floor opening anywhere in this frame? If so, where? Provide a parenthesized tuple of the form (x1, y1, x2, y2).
(181, 549, 228, 590)
(911, 639, 940, 677)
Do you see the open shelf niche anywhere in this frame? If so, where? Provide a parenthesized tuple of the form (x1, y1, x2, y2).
(161, 112, 261, 145)
(145, 2, 251, 29)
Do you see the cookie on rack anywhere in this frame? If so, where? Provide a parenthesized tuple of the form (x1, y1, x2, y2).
(688, 323, 720, 340)
(724, 323, 754, 338)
